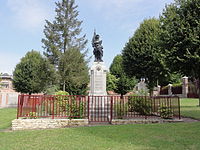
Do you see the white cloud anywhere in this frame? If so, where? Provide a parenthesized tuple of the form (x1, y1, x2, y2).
(6, 0, 52, 30)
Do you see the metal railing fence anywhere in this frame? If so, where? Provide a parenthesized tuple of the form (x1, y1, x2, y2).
(17, 95, 180, 121)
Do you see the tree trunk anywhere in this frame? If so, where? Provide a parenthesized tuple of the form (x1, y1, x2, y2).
(63, 81, 66, 91)
(120, 94, 123, 99)
(198, 79, 200, 107)
(149, 88, 153, 97)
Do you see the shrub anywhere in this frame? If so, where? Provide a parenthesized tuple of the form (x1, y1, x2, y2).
(114, 101, 128, 119)
(55, 91, 69, 96)
(128, 96, 151, 115)
(54, 91, 69, 112)
(159, 106, 173, 119)
(27, 112, 37, 119)
(67, 97, 84, 119)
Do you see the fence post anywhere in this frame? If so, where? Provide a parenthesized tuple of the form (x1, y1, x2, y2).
(178, 97, 181, 119)
(87, 96, 90, 121)
(17, 95, 20, 119)
(110, 96, 113, 123)
(52, 96, 54, 119)
(168, 84, 172, 95)
(145, 96, 147, 119)
(19, 94, 24, 118)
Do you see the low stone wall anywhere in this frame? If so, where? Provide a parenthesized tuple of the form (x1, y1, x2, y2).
(12, 119, 89, 131)
(111, 119, 182, 125)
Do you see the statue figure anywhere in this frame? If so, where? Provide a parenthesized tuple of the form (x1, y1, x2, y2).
(92, 31, 103, 62)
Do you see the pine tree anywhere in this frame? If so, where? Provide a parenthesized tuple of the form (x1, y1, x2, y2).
(42, 0, 89, 94)
(58, 48, 89, 95)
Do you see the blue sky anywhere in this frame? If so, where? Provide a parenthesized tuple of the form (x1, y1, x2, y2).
(0, 0, 174, 74)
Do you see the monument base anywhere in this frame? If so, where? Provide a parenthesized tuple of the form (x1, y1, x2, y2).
(89, 62, 107, 96)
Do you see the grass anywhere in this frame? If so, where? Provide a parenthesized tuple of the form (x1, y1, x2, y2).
(180, 98, 200, 119)
(0, 108, 17, 130)
(0, 122, 200, 150)
(0, 99, 200, 150)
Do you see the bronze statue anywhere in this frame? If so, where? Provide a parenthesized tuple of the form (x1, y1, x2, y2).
(92, 31, 103, 62)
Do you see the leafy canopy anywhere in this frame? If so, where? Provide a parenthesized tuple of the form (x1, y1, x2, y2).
(160, 0, 200, 80)
(122, 18, 167, 92)
(13, 50, 56, 94)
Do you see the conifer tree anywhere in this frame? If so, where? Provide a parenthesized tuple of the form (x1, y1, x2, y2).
(42, 0, 89, 94)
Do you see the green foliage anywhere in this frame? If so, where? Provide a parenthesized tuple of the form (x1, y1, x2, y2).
(159, 106, 173, 119)
(44, 85, 59, 95)
(106, 72, 118, 91)
(122, 18, 168, 93)
(54, 91, 69, 112)
(67, 98, 84, 119)
(114, 74, 137, 96)
(13, 50, 56, 94)
(169, 73, 182, 85)
(114, 101, 128, 119)
(128, 96, 151, 115)
(55, 91, 69, 96)
(42, 0, 87, 65)
(59, 48, 89, 95)
(109, 55, 123, 78)
(160, 0, 200, 95)
(42, 0, 89, 95)
(109, 54, 137, 95)
(54, 93, 84, 118)
(27, 112, 37, 119)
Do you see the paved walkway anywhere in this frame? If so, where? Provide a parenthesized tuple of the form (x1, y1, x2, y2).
(181, 116, 200, 123)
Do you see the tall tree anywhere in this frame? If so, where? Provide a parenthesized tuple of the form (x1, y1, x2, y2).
(160, 0, 200, 101)
(109, 55, 137, 96)
(115, 74, 137, 97)
(106, 72, 118, 92)
(42, 0, 89, 94)
(13, 50, 56, 94)
(110, 54, 123, 78)
(58, 48, 89, 95)
(122, 18, 167, 94)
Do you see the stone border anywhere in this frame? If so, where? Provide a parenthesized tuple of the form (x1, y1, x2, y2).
(12, 118, 183, 131)
(12, 119, 88, 131)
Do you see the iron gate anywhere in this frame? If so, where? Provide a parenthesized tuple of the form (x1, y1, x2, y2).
(88, 96, 113, 123)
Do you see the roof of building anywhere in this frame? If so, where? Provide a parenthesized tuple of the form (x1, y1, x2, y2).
(0, 73, 12, 79)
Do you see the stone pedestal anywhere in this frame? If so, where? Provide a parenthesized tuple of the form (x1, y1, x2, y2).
(89, 62, 107, 96)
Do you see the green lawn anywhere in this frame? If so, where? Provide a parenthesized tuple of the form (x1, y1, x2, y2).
(0, 122, 200, 150)
(0, 100, 200, 150)
(180, 98, 200, 119)
(0, 108, 16, 130)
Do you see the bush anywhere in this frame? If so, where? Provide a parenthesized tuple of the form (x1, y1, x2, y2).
(55, 91, 69, 96)
(54, 92, 84, 119)
(67, 97, 84, 119)
(26, 112, 37, 119)
(114, 101, 128, 119)
(128, 96, 151, 115)
(54, 91, 69, 112)
(159, 106, 173, 119)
